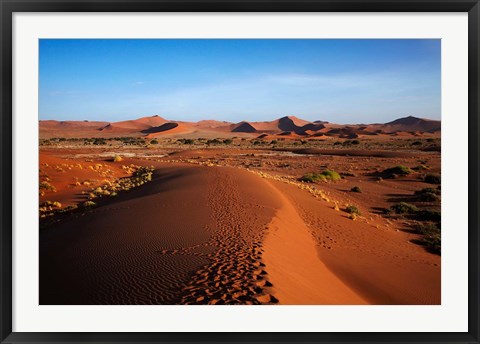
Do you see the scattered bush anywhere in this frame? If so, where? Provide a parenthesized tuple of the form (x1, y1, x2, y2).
(383, 165, 412, 176)
(150, 139, 158, 145)
(416, 209, 441, 222)
(207, 139, 222, 145)
(414, 222, 440, 236)
(40, 200, 62, 209)
(417, 192, 440, 202)
(345, 205, 361, 216)
(424, 174, 441, 184)
(414, 188, 441, 202)
(415, 187, 440, 196)
(350, 186, 362, 193)
(113, 155, 123, 162)
(223, 138, 233, 145)
(390, 202, 418, 214)
(82, 201, 96, 208)
(92, 138, 107, 145)
(414, 234, 441, 255)
(300, 170, 341, 183)
(178, 138, 195, 145)
(39, 181, 56, 194)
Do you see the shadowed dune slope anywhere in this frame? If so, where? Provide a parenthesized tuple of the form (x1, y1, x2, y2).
(40, 164, 283, 305)
(40, 164, 214, 304)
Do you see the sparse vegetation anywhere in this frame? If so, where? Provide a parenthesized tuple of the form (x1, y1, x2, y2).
(416, 209, 441, 222)
(82, 201, 96, 208)
(424, 174, 441, 184)
(414, 235, 441, 255)
(414, 222, 440, 236)
(350, 186, 362, 193)
(39, 200, 62, 218)
(113, 155, 123, 162)
(414, 187, 440, 202)
(300, 170, 341, 183)
(40, 165, 155, 221)
(177, 138, 195, 145)
(39, 181, 56, 195)
(383, 165, 412, 177)
(390, 202, 418, 214)
(206, 138, 222, 145)
(412, 164, 429, 171)
(345, 205, 361, 216)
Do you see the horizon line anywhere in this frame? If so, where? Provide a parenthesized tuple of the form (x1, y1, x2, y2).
(38, 114, 441, 126)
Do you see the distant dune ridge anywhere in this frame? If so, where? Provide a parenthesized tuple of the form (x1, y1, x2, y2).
(39, 114, 440, 139)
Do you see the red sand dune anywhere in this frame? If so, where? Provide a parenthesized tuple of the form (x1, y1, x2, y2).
(40, 160, 439, 305)
(40, 115, 441, 139)
(269, 180, 440, 304)
(144, 122, 194, 138)
(100, 115, 168, 132)
(40, 164, 282, 304)
(194, 120, 233, 129)
(40, 120, 110, 138)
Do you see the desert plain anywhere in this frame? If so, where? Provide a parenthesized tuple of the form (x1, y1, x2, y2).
(39, 114, 441, 305)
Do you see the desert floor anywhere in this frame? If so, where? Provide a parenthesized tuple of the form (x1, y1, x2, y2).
(39, 138, 441, 305)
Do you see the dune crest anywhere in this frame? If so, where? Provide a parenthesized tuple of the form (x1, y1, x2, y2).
(262, 181, 367, 304)
(39, 114, 440, 139)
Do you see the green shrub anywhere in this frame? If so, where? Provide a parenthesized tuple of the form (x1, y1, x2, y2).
(417, 192, 440, 202)
(424, 174, 441, 184)
(82, 201, 96, 208)
(414, 222, 440, 236)
(390, 202, 418, 214)
(39, 181, 56, 193)
(322, 170, 341, 181)
(416, 209, 441, 222)
(223, 138, 233, 145)
(300, 173, 325, 182)
(415, 187, 441, 196)
(383, 165, 412, 176)
(150, 139, 158, 145)
(345, 205, 361, 216)
(350, 186, 362, 193)
(415, 234, 441, 255)
(300, 170, 341, 183)
(207, 139, 222, 145)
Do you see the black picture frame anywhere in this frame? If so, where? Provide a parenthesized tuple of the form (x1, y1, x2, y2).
(1, 1, 479, 343)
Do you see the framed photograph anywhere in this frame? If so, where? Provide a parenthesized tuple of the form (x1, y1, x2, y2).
(1, 0, 479, 343)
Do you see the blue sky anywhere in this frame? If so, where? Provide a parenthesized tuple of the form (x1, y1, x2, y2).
(39, 39, 440, 124)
